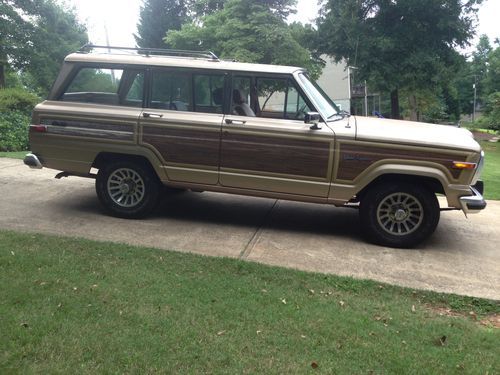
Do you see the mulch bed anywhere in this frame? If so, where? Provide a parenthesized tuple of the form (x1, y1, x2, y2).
(471, 130, 498, 141)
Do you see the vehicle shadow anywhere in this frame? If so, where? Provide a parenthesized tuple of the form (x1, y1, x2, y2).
(154, 191, 362, 239)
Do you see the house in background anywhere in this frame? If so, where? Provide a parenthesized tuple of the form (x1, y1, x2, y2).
(316, 56, 381, 116)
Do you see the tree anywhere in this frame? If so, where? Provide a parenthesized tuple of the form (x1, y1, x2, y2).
(0, 0, 87, 93)
(483, 42, 500, 97)
(165, 0, 322, 77)
(135, 0, 191, 48)
(316, 0, 482, 119)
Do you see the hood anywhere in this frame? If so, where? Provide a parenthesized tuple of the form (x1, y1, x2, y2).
(354, 117, 481, 153)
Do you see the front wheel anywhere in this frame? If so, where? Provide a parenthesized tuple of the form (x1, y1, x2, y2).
(95, 160, 160, 219)
(359, 182, 440, 248)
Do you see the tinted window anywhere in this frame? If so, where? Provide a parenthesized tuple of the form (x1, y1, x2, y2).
(62, 67, 144, 107)
(151, 70, 191, 111)
(232, 76, 254, 116)
(256, 78, 312, 120)
(193, 74, 225, 113)
(149, 71, 225, 114)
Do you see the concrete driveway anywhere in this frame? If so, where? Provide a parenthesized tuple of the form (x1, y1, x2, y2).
(1, 158, 499, 300)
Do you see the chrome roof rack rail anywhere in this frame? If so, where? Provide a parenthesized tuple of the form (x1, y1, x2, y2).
(77, 44, 219, 61)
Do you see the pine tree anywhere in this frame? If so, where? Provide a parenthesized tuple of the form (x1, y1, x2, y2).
(134, 0, 191, 48)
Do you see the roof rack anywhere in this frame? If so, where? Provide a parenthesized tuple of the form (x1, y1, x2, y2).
(77, 44, 219, 61)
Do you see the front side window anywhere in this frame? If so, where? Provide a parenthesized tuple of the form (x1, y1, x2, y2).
(256, 77, 312, 120)
(61, 67, 144, 107)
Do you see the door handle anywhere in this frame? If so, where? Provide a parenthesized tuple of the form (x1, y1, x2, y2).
(225, 118, 246, 125)
(143, 112, 164, 118)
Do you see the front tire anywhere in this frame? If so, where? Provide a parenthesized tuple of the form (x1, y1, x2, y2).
(95, 160, 160, 219)
(359, 182, 440, 248)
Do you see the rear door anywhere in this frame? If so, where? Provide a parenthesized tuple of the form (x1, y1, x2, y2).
(139, 68, 226, 185)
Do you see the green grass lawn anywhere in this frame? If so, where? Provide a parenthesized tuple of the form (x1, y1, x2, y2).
(0, 151, 26, 159)
(0, 231, 498, 373)
(481, 141, 500, 200)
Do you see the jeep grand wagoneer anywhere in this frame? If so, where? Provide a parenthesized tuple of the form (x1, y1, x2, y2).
(24, 45, 486, 248)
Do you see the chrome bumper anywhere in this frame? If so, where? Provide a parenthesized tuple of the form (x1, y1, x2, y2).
(23, 153, 43, 169)
(460, 186, 486, 214)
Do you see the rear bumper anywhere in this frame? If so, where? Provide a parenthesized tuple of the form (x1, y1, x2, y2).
(460, 185, 486, 214)
(24, 153, 43, 169)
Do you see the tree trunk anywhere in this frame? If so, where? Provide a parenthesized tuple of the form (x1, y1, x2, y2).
(390, 89, 400, 119)
(0, 63, 5, 89)
(408, 94, 418, 121)
(0, 47, 5, 89)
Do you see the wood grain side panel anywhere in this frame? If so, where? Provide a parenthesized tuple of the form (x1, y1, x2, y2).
(221, 132, 330, 178)
(337, 143, 465, 181)
(142, 126, 220, 167)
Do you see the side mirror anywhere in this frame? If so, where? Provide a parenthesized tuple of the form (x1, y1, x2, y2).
(304, 112, 322, 130)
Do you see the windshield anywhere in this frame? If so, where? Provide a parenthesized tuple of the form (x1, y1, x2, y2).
(297, 73, 340, 119)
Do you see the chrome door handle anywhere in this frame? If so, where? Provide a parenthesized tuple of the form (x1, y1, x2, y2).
(225, 119, 246, 125)
(143, 112, 164, 118)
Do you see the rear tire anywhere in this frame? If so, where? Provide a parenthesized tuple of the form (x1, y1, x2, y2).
(359, 182, 440, 248)
(95, 160, 160, 219)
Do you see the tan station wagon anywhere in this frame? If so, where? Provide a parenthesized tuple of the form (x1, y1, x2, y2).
(24, 45, 486, 248)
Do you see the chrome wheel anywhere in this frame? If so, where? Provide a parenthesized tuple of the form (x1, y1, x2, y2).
(107, 168, 145, 208)
(376, 192, 424, 236)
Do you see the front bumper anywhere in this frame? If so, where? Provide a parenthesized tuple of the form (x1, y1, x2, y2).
(24, 153, 43, 169)
(460, 185, 486, 214)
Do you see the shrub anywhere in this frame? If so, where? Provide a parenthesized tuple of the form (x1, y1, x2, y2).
(0, 111, 30, 151)
(0, 88, 39, 117)
(483, 92, 500, 132)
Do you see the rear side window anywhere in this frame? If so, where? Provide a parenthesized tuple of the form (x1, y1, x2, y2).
(149, 70, 225, 114)
(193, 74, 224, 113)
(150, 70, 192, 111)
(61, 67, 144, 107)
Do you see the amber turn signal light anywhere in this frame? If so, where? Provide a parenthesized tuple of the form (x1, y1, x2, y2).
(452, 161, 477, 170)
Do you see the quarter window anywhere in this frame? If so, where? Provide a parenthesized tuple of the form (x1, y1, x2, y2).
(61, 67, 144, 107)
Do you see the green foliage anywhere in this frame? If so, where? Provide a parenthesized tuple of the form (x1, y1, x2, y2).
(484, 45, 500, 96)
(0, 88, 39, 116)
(166, 0, 321, 78)
(0, 111, 30, 152)
(67, 69, 118, 93)
(476, 92, 500, 131)
(317, 0, 482, 118)
(0, 0, 87, 95)
(135, 0, 191, 48)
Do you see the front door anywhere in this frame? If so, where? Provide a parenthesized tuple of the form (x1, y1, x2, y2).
(139, 69, 226, 185)
(220, 75, 335, 197)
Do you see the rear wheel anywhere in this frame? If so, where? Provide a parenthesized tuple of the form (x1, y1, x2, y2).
(96, 160, 160, 219)
(359, 182, 440, 248)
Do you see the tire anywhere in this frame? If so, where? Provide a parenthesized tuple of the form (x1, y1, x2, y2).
(95, 160, 161, 219)
(359, 182, 440, 248)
